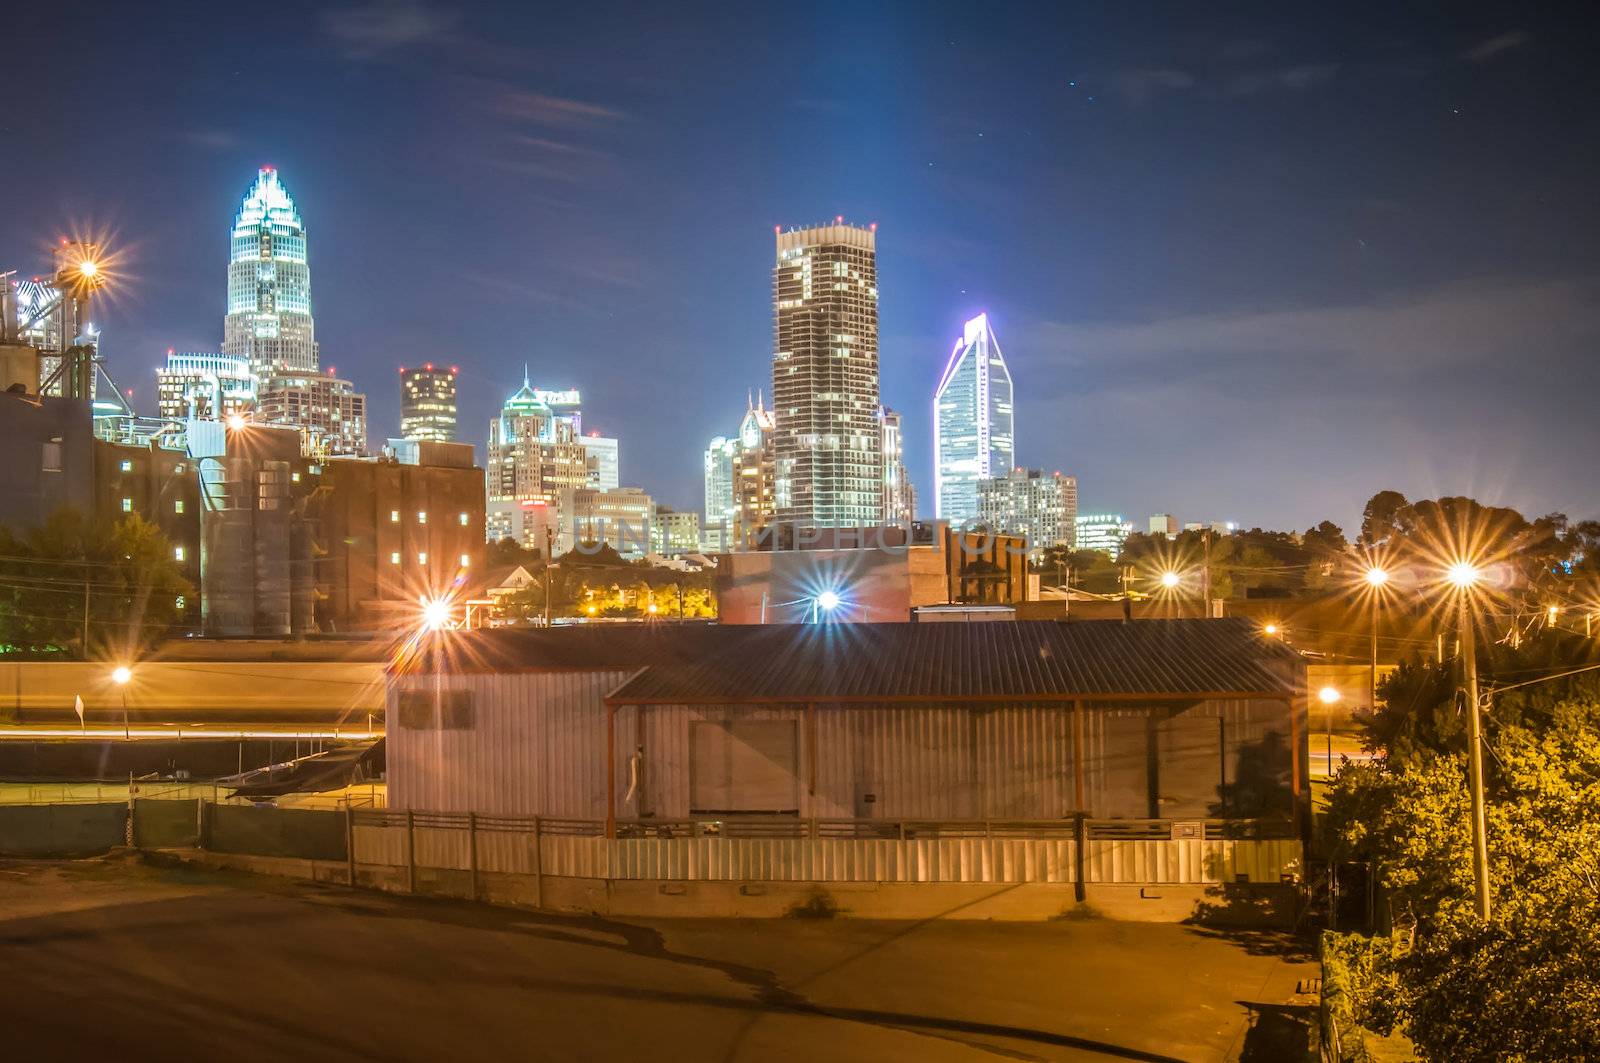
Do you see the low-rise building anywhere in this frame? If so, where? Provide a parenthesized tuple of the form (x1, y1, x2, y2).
(1076, 513, 1134, 558)
(651, 505, 701, 557)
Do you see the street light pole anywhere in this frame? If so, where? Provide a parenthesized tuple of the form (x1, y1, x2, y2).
(1458, 593, 1493, 921)
(1370, 595, 1379, 713)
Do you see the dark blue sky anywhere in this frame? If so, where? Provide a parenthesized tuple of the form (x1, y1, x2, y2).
(8, 2, 1598, 530)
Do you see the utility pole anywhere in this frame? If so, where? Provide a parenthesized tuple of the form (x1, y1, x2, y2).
(1200, 528, 1212, 616)
(543, 525, 555, 628)
(1459, 595, 1492, 921)
(1370, 596, 1380, 713)
(82, 576, 91, 653)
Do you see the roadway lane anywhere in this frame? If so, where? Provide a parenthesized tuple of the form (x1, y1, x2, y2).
(0, 857, 1314, 1062)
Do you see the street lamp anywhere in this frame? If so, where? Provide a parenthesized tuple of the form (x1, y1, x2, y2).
(225, 413, 247, 431)
(1262, 622, 1279, 637)
(1364, 566, 1390, 714)
(420, 597, 452, 632)
(1159, 570, 1181, 589)
(1446, 560, 1492, 920)
(111, 665, 132, 740)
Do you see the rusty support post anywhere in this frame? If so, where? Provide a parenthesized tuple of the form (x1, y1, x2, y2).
(532, 815, 544, 909)
(605, 701, 617, 839)
(468, 811, 479, 902)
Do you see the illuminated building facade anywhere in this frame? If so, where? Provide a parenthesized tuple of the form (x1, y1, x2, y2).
(581, 434, 619, 491)
(878, 406, 915, 524)
(223, 167, 316, 380)
(934, 312, 1014, 523)
(399, 364, 459, 443)
(485, 375, 591, 543)
(256, 372, 368, 456)
(1075, 513, 1135, 558)
(772, 222, 882, 528)
(703, 435, 738, 549)
(977, 469, 1077, 559)
(156, 351, 256, 423)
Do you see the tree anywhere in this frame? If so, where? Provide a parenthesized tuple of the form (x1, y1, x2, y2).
(1359, 490, 1410, 547)
(0, 508, 191, 658)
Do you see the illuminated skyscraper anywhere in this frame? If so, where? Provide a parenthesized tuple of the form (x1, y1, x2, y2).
(771, 221, 882, 528)
(703, 434, 738, 549)
(934, 312, 1014, 523)
(977, 469, 1077, 558)
(156, 351, 256, 422)
(399, 364, 458, 442)
(878, 406, 915, 524)
(223, 167, 316, 380)
(484, 373, 591, 545)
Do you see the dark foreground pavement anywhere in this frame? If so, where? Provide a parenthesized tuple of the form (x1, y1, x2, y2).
(0, 856, 1314, 1062)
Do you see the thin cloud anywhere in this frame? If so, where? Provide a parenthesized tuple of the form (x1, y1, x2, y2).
(1024, 278, 1600, 382)
(1225, 62, 1340, 96)
(1115, 68, 1195, 105)
(1460, 30, 1531, 63)
(497, 90, 629, 128)
(319, 0, 458, 60)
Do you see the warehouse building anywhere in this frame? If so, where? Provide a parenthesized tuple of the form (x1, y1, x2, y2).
(387, 619, 1307, 835)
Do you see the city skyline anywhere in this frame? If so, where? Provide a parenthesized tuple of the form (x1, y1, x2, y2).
(5, 3, 1597, 529)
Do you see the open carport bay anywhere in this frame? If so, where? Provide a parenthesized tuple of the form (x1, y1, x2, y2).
(0, 856, 1314, 1062)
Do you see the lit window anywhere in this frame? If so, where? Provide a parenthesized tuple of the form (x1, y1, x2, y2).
(390, 552, 401, 564)
(174, 500, 184, 514)
(417, 511, 427, 524)
(291, 472, 301, 483)
(458, 512, 469, 526)
(176, 595, 186, 609)
(460, 554, 470, 567)
(174, 546, 186, 562)
(390, 510, 400, 523)
(120, 459, 133, 473)
(417, 552, 428, 565)
(121, 498, 132, 512)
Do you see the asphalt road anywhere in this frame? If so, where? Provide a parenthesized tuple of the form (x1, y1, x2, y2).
(0, 856, 1314, 1062)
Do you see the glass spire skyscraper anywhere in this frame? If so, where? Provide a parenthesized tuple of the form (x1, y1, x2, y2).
(934, 312, 1015, 522)
(223, 167, 316, 380)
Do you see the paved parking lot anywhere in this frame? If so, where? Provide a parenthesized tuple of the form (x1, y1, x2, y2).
(0, 855, 1314, 1061)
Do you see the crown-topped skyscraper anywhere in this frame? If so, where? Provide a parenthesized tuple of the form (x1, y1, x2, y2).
(222, 167, 317, 381)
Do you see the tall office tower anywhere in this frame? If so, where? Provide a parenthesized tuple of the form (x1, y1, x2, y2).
(934, 312, 1014, 523)
(772, 221, 882, 529)
(732, 393, 777, 540)
(703, 435, 738, 549)
(256, 370, 368, 455)
(156, 351, 256, 422)
(977, 469, 1078, 559)
(878, 406, 916, 524)
(484, 376, 591, 544)
(580, 434, 620, 491)
(1076, 513, 1134, 558)
(223, 167, 316, 381)
(399, 364, 459, 442)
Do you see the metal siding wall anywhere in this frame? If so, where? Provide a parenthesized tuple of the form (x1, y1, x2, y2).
(389, 671, 633, 817)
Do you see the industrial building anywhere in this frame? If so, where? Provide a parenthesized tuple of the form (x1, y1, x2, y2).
(387, 618, 1306, 832)
(715, 523, 1030, 623)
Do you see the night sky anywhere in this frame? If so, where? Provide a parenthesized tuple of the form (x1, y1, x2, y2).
(8, 2, 1598, 531)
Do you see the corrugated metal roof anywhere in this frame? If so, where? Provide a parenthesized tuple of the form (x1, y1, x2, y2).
(430, 619, 1302, 702)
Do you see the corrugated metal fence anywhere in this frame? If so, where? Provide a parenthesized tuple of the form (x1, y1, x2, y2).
(351, 810, 1301, 887)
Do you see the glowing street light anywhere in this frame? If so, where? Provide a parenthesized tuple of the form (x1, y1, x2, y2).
(816, 590, 841, 611)
(225, 413, 247, 431)
(1317, 686, 1341, 705)
(646, 601, 659, 615)
(1159, 571, 1181, 589)
(110, 666, 132, 686)
(420, 597, 452, 632)
(77, 258, 99, 280)
(1446, 562, 1482, 589)
(1262, 622, 1280, 637)
(1364, 566, 1389, 588)
(110, 665, 133, 740)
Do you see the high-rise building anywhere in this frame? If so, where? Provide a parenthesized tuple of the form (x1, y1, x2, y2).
(977, 469, 1077, 558)
(934, 312, 1014, 523)
(561, 486, 654, 558)
(485, 375, 591, 544)
(156, 351, 255, 423)
(703, 435, 737, 549)
(651, 505, 702, 557)
(399, 364, 458, 442)
(771, 221, 881, 529)
(1076, 513, 1134, 558)
(878, 406, 916, 524)
(256, 371, 368, 456)
(223, 167, 316, 380)
(580, 434, 619, 491)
